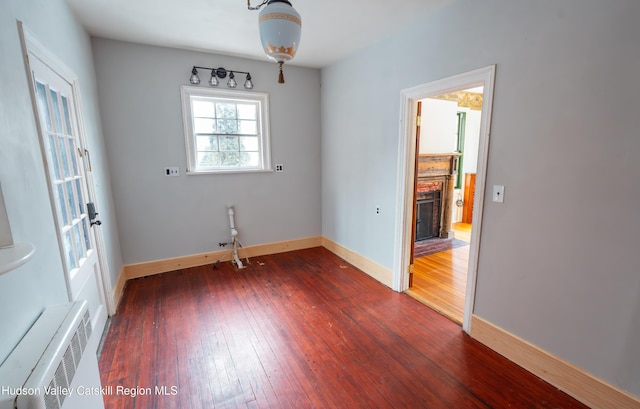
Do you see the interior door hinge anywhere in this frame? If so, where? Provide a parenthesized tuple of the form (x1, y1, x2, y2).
(416, 115, 422, 127)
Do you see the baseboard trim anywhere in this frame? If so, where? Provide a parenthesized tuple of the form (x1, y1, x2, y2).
(322, 237, 393, 288)
(112, 266, 127, 313)
(124, 236, 323, 280)
(470, 315, 640, 409)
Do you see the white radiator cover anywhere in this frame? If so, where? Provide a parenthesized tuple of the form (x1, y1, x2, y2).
(0, 301, 105, 409)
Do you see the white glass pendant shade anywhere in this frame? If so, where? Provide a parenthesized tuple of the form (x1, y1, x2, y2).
(258, 0, 301, 83)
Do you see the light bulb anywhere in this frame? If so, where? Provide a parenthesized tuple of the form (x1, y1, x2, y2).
(209, 71, 219, 87)
(227, 72, 237, 88)
(189, 67, 200, 85)
(244, 73, 254, 89)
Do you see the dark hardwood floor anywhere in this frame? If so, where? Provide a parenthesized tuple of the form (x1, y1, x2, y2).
(99, 247, 587, 409)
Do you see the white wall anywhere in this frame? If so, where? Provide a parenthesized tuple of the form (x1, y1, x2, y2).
(92, 39, 322, 265)
(419, 98, 458, 153)
(0, 0, 122, 363)
(321, 0, 640, 397)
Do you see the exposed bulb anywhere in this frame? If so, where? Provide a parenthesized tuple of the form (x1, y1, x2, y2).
(209, 71, 219, 87)
(227, 72, 237, 88)
(244, 73, 253, 89)
(189, 67, 200, 85)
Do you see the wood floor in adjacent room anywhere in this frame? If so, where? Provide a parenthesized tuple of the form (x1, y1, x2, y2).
(98, 247, 587, 409)
(407, 222, 471, 325)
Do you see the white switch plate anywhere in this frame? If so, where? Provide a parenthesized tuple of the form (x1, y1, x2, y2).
(164, 167, 179, 176)
(492, 185, 505, 203)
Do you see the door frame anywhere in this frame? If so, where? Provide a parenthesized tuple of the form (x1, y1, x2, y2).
(393, 65, 496, 333)
(18, 22, 116, 316)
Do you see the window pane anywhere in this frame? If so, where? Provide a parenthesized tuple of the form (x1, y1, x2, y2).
(216, 119, 237, 134)
(192, 100, 215, 117)
(197, 152, 220, 167)
(216, 103, 236, 119)
(58, 136, 70, 178)
(50, 89, 63, 132)
(237, 104, 256, 120)
(196, 135, 218, 151)
(220, 152, 239, 167)
(73, 223, 84, 260)
(64, 230, 77, 270)
(67, 180, 78, 220)
(194, 118, 215, 133)
(48, 134, 61, 180)
(57, 183, 69, 226)
(76, 179, 84, 215)
(36, 82, 52, 131)
(82, 217, 91, 251)
(240, 152, 260, 167)
(238, 120, 257, 135)
(219, 136, 239, 151)
(69, 139, 79, 176)
(239, 136, 258, 152)
(61, 95, 72, 135)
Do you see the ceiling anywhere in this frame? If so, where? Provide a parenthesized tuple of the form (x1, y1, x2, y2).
(65, 0, 452, 69)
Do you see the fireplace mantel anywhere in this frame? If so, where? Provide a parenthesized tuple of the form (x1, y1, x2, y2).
(417, 153, 461, 178)
(416, 153, 461, 239)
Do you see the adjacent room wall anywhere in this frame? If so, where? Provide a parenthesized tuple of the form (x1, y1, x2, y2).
(92, 39, 322, 265)
(0, 0, 122, 363)
(321, 0, 640, 398)
(419, 98, 458, 154)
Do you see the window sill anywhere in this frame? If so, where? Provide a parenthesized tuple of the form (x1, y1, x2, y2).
(186, 168, 274, 176)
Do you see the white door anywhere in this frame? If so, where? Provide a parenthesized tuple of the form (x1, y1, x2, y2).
(27, 53, 107, 351)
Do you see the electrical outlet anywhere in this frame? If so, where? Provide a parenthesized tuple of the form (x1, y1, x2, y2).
(492, 185, 505, 203)
(164, 167, 179, 177)
(376, 206, 380, 215)
(275, 164, 284, 173)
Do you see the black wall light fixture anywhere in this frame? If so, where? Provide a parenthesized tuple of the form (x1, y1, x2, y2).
(189, 66, 253, 89)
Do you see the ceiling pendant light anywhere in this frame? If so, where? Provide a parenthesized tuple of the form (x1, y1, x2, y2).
(249, 0, 301, 84)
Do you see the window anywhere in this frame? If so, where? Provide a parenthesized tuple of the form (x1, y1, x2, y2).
(454, 111, 466, 189)
(180, 86, 271, 174)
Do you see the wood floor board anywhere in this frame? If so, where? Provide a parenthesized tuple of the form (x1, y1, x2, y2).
(99, 247, 588, 409)
(408, 222, 471, 324)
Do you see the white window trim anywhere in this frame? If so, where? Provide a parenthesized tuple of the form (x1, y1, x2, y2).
(180, 85, 272, 174)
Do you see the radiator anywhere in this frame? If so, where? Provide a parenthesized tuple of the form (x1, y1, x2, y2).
(0, 301, 105, 409)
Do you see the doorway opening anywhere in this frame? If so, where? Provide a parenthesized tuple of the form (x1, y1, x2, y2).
(393, 66, 496, 333)
(406, 89, 483, 325)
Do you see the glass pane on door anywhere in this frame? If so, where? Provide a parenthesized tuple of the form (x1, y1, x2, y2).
(35, 80, 92, 274)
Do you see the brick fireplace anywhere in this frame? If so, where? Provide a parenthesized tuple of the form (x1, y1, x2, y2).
(415, 153, 461, 240)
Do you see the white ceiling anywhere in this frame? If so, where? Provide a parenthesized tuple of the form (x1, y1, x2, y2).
(65, 0, 452, 69)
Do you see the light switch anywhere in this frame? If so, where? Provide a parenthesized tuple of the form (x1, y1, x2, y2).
(492, 185, 505, 203)
(164, 167, 179, 176)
